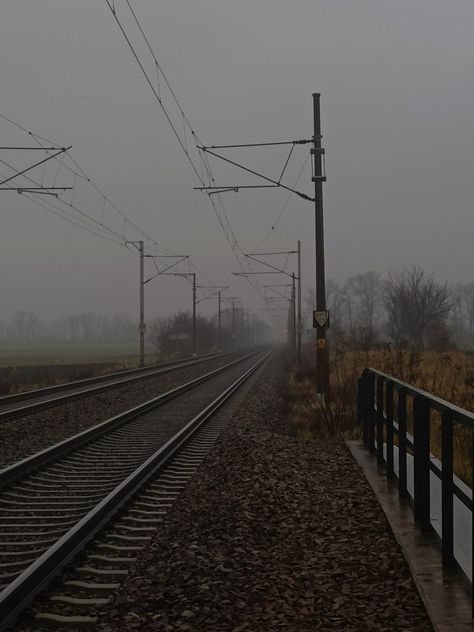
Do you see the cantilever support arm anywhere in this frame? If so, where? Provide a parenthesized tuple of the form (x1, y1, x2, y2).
(144, 255, 190, 284)
(197, 146, 314, 202)
(0, 147, 72, 188)
(245, 254, 298, 279)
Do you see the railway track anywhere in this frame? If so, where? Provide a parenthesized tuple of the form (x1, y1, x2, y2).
(0, 348, 272, 630)
(0, 349, 244, 421)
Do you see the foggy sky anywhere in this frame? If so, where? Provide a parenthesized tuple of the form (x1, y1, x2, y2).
(1, 1, 473, 326)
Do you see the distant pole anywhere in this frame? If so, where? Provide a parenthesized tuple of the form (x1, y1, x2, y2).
(312, 93, 329, 397)
(292, 273, 297, 351)
(241, 306, 244, 346)
(139, 240, 145, 367)
(287, 300, 291, 346)
(192, 272, 197, 355)
(232, 300, 235, 344)
(218, 291, 222, 351)
(297, 240, 302, 364)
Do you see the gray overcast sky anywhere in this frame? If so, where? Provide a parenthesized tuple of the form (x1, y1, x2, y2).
(0, 1, 473, 324)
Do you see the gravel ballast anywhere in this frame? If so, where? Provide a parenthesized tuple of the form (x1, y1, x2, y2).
(94, 352, 434, 632)
(0, 352, 252, 469)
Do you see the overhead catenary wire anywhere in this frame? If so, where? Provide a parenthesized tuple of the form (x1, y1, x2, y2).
(1, 153, 239, 311)
(0, 113, 181, 258)
(1, 13, 278, 320)
(106, 0, 254, 275)
(0, 116, 253, 316)
(0, 155, 129, 244)
(0, 114, 182, 259)
(1, 166, 128, 245)
(103, 0, 272, 306)
(253, 153, 310, 251)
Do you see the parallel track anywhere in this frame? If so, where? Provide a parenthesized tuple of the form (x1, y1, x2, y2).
(0, 348, 271, 629)
(0, 349, 244, 421)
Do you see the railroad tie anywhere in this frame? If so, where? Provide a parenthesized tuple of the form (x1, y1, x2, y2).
(34, 612, 98, 628)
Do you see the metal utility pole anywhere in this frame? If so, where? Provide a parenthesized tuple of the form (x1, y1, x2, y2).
(195, 117, 315, 361)
(133, 250, 189, 367)
(218, 291, 222, 351)
(238, 248, 300, 356)
(195, 285, 229, 352)
(126, 240, 146, 367)
(312, 92, 329, 397)
(291, 273, 297, 351)
(214, 295, 237, 350)
(139, 240, 145, 366)
(232, 300, 236, 344)
(297, 240, 302, 363)
(192, 273, 197, 356)
(162, 272, 197, 356)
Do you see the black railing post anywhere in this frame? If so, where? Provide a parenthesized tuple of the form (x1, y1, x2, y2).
(413, 395, 431, 532)
(357, 365, 474, 608)
(358, 372, 368, 443)
(472, 429, 474, 618)
(367, 372, 376, 454)
(376, 377, 385, 466)
(386, 382, 395, 479)
(441, 411, 454, 568)
(398, 388, 408, 498)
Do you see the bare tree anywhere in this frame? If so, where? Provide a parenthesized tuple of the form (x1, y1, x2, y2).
(148, 311, 217, 357)
(326, 279, 346, 336)
(449, 284, 465, 333)
(10, 310, 42, 342)
(384, 266, 452, 351)
(344, 270, 383, 347)
(463, 283, 474, 337)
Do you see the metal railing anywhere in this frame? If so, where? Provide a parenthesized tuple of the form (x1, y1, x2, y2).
(357, 367, 474, 613)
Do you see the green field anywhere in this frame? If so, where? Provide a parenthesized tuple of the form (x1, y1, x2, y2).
(0, 342, 158, 368)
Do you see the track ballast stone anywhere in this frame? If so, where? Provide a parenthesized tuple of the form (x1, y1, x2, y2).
(60, 353, 435, 631)
(0, 353, 250, 469)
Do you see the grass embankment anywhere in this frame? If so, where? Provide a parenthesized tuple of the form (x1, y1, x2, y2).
(0, 342, 161, 393)
(0, 342, 145, 367)
(285, 345, 474, 482)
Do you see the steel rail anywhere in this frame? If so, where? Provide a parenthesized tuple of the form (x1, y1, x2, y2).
(0, 348, 248, 422)
(0, 349, 271, 629)
(0, 348, 243, 405)
(0, 349, 263, 491)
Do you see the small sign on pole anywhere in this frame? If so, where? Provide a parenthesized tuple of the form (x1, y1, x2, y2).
(313, 310, 329, 329)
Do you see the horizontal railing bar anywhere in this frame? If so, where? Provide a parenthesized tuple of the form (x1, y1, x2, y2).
(375, 415, 473, 510)
(360, 367, 474, 608)
(367, 368, 474, 427)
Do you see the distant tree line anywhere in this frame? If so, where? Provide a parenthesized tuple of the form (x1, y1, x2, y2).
(306, 265, 474, 351)
(0, 307, 273, 354)
(0, 311, 137, 344)
(148, 308, 272, 357)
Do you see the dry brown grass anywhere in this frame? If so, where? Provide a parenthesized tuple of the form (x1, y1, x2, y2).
(285, 344, 474, 463)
